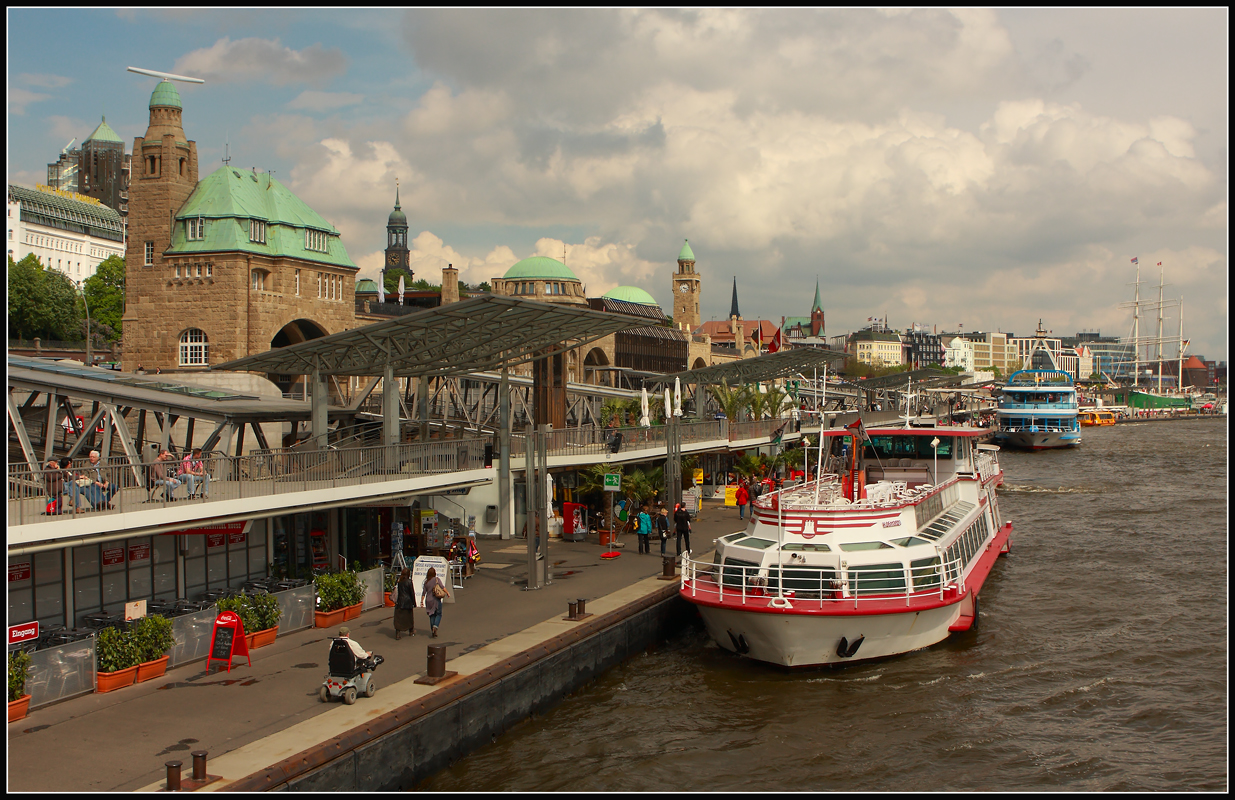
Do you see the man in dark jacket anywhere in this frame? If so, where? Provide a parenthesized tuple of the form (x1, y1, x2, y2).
(673, 503, 692, 556)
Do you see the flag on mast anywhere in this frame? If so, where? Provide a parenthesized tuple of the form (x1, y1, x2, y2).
(768, 318, 783, 353)
(751, 323, 762, 350)
(1131, 257, 1138, 265)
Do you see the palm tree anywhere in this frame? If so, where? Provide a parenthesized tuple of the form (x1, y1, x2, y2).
(733, 452, 769, 482)
(708, 384, 749, 421)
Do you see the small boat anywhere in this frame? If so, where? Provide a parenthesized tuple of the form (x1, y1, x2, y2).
(994, 369, 1081, 450)
(1077, 409, 1117, 426)
(680, 425, 1011, 667)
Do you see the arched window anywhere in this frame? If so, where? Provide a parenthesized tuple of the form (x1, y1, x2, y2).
(179, 329, 209, 366)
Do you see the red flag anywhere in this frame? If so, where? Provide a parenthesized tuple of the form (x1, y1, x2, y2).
(768, 326, 782, 354)
(751, 323, 761, 348)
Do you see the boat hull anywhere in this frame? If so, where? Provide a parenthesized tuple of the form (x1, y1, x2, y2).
(696, 601, 961, 667)
(995, 430, 1081, 450)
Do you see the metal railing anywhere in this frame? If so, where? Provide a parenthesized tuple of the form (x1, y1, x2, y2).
(508, 420, 727, 459)
(680, 552, 965, 610)
(759, 474, 959, 513)
(8, 438, 487, 527)
(975, 451, 1000, 482)
(728, 417, 790, 441)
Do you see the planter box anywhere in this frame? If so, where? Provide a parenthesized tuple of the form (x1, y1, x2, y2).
(384, 592, 395, 608)
(9, 694, 31, 723)
(96, 666, 138, 693)
(598, 529, 615, 546)
(135, 655, 170, 683)
(342, 602, 363, 621)
(245, 627, 278, 650)
(314, 607, 347, 629)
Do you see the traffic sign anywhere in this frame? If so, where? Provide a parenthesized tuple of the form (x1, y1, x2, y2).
(603, 473, 622, 492)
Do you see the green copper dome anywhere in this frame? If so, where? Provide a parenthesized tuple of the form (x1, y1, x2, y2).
(678, 239, 695, 261)
(149, 80, 182, 109)
(356, 278, 379, 294)
(602, 286, 658, 305)
(503, 256, 579, 281)
(388, 186, 407, 226)
(85, 116, 124, 144)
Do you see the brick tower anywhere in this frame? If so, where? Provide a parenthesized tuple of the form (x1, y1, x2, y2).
(122, 81, 198, 368)
(672, 239, 701, 332)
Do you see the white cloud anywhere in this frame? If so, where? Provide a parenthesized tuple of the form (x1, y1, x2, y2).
(8, 88, 51, 115)
(18, 73, 72, 89)
(286, 90, 364, 112)
(174, 37, 347, 86)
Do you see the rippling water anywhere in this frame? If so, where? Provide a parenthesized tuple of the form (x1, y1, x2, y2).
(423, 420, 1228, 791)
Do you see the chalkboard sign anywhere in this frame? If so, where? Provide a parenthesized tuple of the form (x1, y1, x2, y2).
(206, 610, 250, 673)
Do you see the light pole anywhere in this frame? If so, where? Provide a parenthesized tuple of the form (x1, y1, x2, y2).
(78, 280, 92, 366)
(930, 436, 940, 486)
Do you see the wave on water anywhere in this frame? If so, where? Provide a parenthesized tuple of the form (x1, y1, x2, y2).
(805, 672, 883, 684)
(998, 484, 1097, 494)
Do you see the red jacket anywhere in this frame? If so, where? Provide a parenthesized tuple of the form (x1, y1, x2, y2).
(735, 486, 749, 505)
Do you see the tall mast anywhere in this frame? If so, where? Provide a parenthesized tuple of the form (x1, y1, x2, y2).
(1156, 265, 1165, 392)
(1132, 261, 1141, 386)
(1178, 297, 1185, 393)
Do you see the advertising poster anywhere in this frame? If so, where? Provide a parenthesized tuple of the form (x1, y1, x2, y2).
(411, 556, 455, 606)
(724, 486, 738, 507)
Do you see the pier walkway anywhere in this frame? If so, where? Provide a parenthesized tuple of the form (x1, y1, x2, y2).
(6, 503, 746, 792)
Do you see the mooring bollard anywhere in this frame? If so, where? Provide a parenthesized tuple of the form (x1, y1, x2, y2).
(568, 601, 578, 619)
(191, 750, 208, 781)
(427, 644, 446, 678)
(576, 598, 586, 616)
(165, 760, 183, 791)
(662, 557, 675, 578)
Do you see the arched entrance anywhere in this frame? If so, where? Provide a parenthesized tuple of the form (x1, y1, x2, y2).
(692, 357, 708, 370)
(584, 347, 610, 386)
(269, 319, 329, 397)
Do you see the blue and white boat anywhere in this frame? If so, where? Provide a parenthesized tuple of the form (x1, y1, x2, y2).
(994, 368, 1081, 450)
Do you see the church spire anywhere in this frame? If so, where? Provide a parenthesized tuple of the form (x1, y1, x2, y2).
(729, 277, 741, 319)
(812, 279, 822, 313)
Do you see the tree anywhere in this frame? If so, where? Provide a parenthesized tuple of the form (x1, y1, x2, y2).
(382, 268, 414, 296)
(708, 384, 749, 421)
(733, 452, 769, 482)
(43, 269, 82, 340)
(475, 281, 492, 293)
(82, 255, 125, 341)
(7, 254, 82, 341)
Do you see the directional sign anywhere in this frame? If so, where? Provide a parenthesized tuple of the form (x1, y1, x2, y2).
(603, 473, 622, 492)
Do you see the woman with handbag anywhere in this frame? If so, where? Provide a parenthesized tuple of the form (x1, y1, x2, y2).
(393, 568, 416, 640)
(423, 567, 449, 639)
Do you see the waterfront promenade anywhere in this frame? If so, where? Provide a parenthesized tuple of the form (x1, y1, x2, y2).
(7, 502, 745, 792)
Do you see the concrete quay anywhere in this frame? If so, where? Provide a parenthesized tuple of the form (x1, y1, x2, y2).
(7, 503, 745, 792)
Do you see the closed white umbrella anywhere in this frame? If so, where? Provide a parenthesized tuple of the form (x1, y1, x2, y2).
(673, 377, 683, 417)
(664, 388, 672, 423)
(377, 278, 385, 304)
(639, 386, 651, 428)
(397, 274, 405, 305)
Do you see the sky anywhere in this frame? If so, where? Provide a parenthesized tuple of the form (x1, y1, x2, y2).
(7, 8, 1228, 360)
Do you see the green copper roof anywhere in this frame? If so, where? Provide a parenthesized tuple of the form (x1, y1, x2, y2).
(678, 239, 695, 261)
(149, 80, 182, 109)
(602, 286, 658, 305)
(503, 256, 579, 281)
(355, 278, 379, 294)
(388, 186, 406, 226)
(167, 167, 356, 268)
(85, 116, 124, 144)
(812, 280, 822, 313)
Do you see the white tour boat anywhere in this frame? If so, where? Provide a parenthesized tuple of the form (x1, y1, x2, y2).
(680, 425, 1011, 667)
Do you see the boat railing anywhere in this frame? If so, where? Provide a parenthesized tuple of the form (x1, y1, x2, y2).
(763, 475, 959, 513)
(997, 421, 1079, 433)
(997, 402, 1078, 410)
(974, 451, 1000, 482)
(680, 552, 966, 610)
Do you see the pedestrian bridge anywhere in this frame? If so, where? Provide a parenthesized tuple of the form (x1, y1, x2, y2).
(8, 418, 805, 552)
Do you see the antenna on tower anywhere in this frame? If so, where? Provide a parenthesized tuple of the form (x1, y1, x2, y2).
(126, 66, 205, 84)
(222, 131, 231, 166)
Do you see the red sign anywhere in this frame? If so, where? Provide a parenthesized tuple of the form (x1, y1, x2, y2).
(102, 546, 126, 566)
(206, 611, 251, 673)
(8, 621, 39, 645)
(8, 562, 31, 583)
(206, 533, 226, 549)
(228, 531, 246, 546)
(163, 521, 252, 537)
(128, 543, 151, 563)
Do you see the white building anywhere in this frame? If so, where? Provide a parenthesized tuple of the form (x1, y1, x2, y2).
(944, 336, 975, 372)
(7, 183, 125, 283)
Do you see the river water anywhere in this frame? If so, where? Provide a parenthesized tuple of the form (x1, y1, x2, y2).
(422, 419, 1227, 792)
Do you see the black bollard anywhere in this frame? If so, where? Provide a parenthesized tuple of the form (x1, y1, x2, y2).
(427, 644, 446, 678)
(165, 760, 182, 791)
(576, 598, 586, 616)
(568, 601, 578, 619)
(191, 750, 208, 781)
(662, 557, 675, 578)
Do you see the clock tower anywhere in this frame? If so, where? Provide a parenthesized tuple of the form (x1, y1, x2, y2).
(383, 184, 411, 279)
(672, 239, 701, 332)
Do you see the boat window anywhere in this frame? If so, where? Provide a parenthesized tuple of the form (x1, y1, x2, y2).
(720, 557, 760, 589)
(782, 543, 832, 552)
(866, 435, 953, 460)
(768, 566, 837, 595)
(721, 533, 745, 544)
(847, 563, 907, 595)
(839, 541, 893, 551)
(890, 536, 930, 547)
(732, 537, 777, 550)
(910, 557, 942, 591)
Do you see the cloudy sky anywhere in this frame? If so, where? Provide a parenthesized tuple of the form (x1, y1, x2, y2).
(8, 8, 1228, 360)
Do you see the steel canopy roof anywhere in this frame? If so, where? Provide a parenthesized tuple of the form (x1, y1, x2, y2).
(668, 348, 846, 386)
(212, 295, 650, 378)
(838, 367, 964, 391)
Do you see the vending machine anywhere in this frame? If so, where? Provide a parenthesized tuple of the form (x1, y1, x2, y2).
(562, 502, 588, 542)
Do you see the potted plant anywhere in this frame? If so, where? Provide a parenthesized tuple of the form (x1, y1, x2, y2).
(216, 596, 259, 639)
(95, 626, 142, 692)
(8, 650, 32, 722)
(383, 569, 398, 607)
(133, 614, 175, 682)
(246, 592, 282, 649)
(314, 571, 366, 628)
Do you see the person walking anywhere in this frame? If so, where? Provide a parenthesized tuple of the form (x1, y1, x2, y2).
(655, 506, 671, 557)
(423, 567, 449, 638)
(674, 502, 692, 556)
(393, 568, 416, 639)
(735, 482, 750, 520)
(636, 505, 652, 554)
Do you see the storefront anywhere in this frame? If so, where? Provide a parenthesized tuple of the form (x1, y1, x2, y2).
(271, 511, 331, 578)
(342, 505, 415, 568)
(7, 521, 270, 630)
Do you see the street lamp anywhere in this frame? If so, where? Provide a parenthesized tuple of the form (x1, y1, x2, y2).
(930, 436, 940, 486)
(77, 280, 92, 367)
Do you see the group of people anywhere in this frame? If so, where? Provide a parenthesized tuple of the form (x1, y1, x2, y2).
(734, 479, 766, 520)
(632, 502, 693, 556)
(390, 567, 449, 639)
(41, 447, 211, 514)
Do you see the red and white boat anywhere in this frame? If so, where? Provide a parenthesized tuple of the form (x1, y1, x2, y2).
(680, 425, 1011, 666)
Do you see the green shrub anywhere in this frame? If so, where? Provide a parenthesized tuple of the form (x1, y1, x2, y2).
(96, 626, 142, 673)
(8, 650, 32, 702)
(314, 571, 365, 612)
(383, 569, 398, 593)
(215, 596, 259, 634)
(249, 591, 282, 632)
(133, 614, 175, 662)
